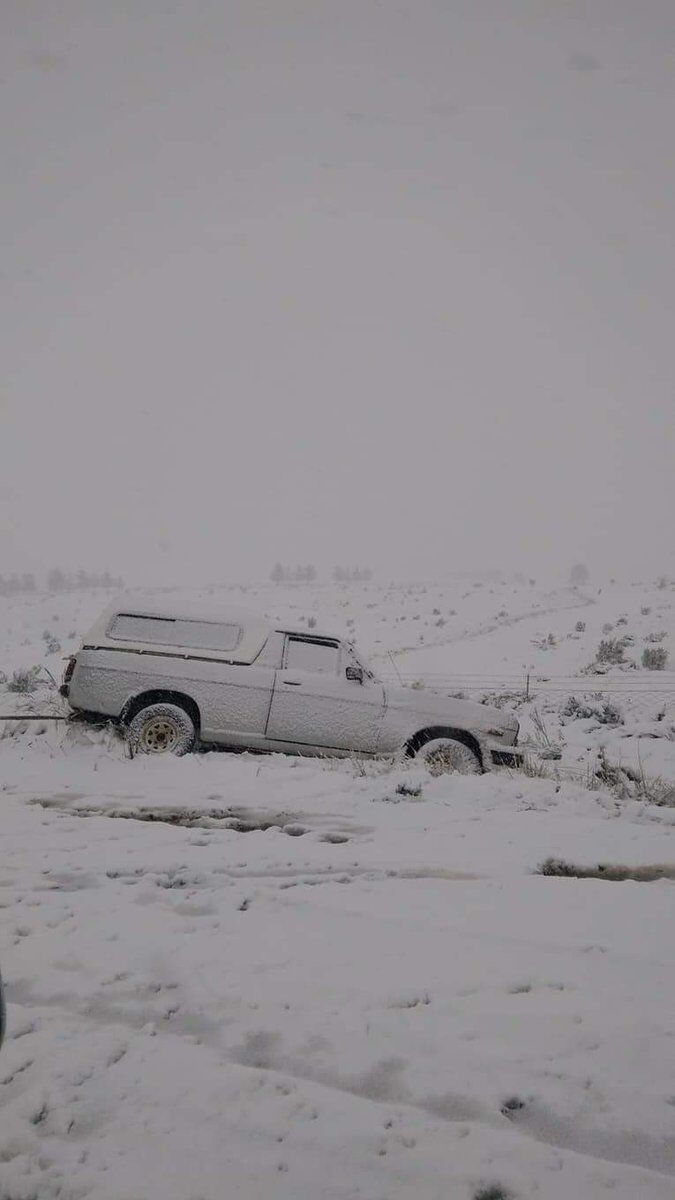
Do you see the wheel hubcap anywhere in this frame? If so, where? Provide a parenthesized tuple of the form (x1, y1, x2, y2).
(140, 718, 179, 754)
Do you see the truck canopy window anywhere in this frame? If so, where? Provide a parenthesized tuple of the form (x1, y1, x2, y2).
(108, 614, 242, 653)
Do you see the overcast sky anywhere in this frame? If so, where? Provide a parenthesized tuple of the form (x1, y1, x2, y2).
(2, 1, 674, 585)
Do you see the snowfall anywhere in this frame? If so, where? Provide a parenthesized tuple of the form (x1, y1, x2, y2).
(1, 577, 674, 1200)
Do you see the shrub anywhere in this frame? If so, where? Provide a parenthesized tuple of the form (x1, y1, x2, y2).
(561, 696, 623, 725)
(602, 622, 613, 634)
(521, 755, 551, 778)
(641, 606, 652, 615)
(575, 620, 586, 632)
(7, 667, 41, 693)
(481, 689, 529, 709)
(642, 646, 668, 670)
(596, 638, 628, 665)
(395, 782, 423, 798)
(644, 631, 666, 643)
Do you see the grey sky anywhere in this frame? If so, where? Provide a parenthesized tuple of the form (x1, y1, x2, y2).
(2, 1, 674, 584)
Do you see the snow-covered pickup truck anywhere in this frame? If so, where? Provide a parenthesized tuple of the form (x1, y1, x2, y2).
(61, 599, 522, 773)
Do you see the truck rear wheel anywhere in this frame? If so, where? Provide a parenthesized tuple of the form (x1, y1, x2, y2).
(127, 703, 196, 756)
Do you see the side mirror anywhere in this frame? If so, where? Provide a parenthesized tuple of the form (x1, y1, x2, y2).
(345, 665, 364, 684)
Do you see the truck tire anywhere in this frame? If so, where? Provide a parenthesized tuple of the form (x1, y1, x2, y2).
(416, 736, 481, 776)
(127, 703, 196, 757)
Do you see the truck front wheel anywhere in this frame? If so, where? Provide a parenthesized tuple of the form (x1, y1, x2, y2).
(416, 736, 481, 776)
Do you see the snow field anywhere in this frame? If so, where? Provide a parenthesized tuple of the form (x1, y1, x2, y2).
(1, 577, 674, 1198)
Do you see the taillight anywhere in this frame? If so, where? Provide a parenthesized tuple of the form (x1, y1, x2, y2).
(63, 656, 77, 685)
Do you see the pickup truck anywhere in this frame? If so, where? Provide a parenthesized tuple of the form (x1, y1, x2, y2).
(61, 598, 522, 773)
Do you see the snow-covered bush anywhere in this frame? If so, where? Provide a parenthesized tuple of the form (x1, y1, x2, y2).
(642, 646, 668, 670)
(561, 695, 623, 725)
(574, 620, 586, 632)
(480, 689, 528, 710)
(532, 632, 556, 650)
(7, 666, 41, 693)
(644, 631, 666, 643)
(596, 637, 629, 665)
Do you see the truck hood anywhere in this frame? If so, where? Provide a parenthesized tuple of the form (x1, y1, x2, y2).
(383, 684, 518, 737)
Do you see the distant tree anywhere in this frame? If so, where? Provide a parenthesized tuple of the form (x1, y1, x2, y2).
(102, 570, 114, 588)
(570, 563, 590, 586)
(47, 567, 66, 592)
(22, 573, 36, 592)
(270, 562, 285, 584)
(333, 566, 347, 582)
(291, 564, 316, 582)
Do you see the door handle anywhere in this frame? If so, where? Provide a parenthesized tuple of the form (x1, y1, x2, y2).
(283, 679, 303, 686)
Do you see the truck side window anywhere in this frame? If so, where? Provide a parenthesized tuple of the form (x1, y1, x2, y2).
(285, 638, 339, 675)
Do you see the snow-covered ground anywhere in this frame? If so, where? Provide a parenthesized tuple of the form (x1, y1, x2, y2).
(1, 578, 674, 1199)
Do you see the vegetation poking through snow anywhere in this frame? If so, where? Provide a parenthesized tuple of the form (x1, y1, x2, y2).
(42, 630, 61, 654)
(538, 856, 675, 882)
(395, 782, 423, 798)
(7, 666, 41, 693)
(480, 689, 529, 709)
(561, 695, 624, 726)
(642, 646, 668, 670)
(521, 755, 552, 778)
(595, 637, 631, 665)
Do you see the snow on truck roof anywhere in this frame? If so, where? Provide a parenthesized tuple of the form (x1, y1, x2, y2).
(81, 596, 339, 662)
